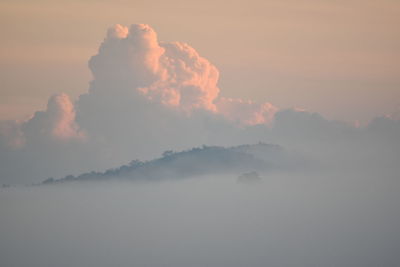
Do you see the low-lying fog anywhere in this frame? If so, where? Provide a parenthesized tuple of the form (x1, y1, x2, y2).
(1, 170, 399, 267)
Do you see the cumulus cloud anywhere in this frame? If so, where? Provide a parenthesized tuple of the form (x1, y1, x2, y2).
(0, 120, 25, 149)
(139, 41, 220, 112)
(23, 93, 85, 141)
(88, 23, 275, 122)
(89, 24, 164, 90)
(0, 93, 84, 149)
(0, 94, 89, 184)
(0, 23, 399, 185)
(1, 24, 275, 184)
(46, 93, 85, 140)
(215, 97, 277, 126)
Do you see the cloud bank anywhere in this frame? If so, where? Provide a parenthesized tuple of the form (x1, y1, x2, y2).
(0, 24, 399, 184)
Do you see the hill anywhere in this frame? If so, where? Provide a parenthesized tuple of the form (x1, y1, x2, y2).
(42, 143, 300, 184)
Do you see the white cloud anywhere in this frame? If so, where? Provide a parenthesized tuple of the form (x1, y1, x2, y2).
(22, 93, 85, 142)
(215, 97, 277, 126)
(88, 24, 275, 122)
(0, 24, 399, 185)
(46, 93, 85, 141)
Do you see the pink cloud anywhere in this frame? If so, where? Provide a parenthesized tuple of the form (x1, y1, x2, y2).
(90, 24, 220, 112)
(89, 24, 276, 124)
(47, 93, 85, 141)
(215, 98, 277, 126)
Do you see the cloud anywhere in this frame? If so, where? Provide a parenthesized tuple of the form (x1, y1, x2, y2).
(88, 24, 275, 122)
(88, 24, 219, 112)
(215, 97, 277, 126)
(0, 24, 399, 185)
(0, 120, 25, 149)
(22, 93, 85, 142)
(138, 41, 220, 112)
(0, 93, 84, 149)
(89, 24, 164, 90)
(73, 23, 279, 165)
(46, 93, 85, 140)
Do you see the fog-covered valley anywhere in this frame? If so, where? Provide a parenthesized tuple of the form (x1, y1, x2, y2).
(1, 168, 399, 267)
(1, 137, 399, 267)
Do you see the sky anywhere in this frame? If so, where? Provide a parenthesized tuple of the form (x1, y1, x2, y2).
(1, 2, 400, 266)
(0, 0, 400, 185)
(1, 0, 399, 124)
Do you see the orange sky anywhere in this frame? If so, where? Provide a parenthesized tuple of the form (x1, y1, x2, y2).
(1, 0, 399, 124)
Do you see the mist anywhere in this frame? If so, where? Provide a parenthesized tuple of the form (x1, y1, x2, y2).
(1, 166, 400, 267)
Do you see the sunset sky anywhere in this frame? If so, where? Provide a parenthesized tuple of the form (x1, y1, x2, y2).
(1, 3, 400, 266)
(1, 0, 399, 124)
